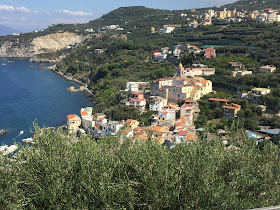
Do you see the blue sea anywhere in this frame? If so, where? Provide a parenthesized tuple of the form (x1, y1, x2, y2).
(0, 58, 92, 145)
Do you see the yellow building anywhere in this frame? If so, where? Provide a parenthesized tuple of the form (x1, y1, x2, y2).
(67, 114, 81, 134)
(217, 11, 226, 19)
(125, 119, 139, 130)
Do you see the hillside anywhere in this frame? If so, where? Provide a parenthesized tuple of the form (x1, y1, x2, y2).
(225, 0, 280, 10)
(0, 25, 19, 36)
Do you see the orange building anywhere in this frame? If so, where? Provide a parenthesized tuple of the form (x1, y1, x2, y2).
(222, 103, 241, 118)
(204, 48, 216, 59)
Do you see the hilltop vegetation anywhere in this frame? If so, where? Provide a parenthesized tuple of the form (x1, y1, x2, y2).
(225, 0, 280, 10)
(0, 126, 279, 209)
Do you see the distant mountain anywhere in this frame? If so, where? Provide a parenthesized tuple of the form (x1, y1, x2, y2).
(0, 25, 19, 36)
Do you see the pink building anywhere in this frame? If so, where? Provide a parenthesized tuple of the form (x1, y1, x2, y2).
(129, 92, 146, 112)
(204, 48, 216, 59)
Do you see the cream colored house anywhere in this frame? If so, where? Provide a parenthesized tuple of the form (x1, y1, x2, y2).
(67, 114, 81, 134)
(150, 76, 212, 103)
(259, 65, 276, 73)
(232, 70, 252, 77)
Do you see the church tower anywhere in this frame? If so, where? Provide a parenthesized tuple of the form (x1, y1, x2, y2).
(177, 63, 184, 77)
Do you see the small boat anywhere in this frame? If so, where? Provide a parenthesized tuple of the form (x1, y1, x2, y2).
(22, 137, 34, 143)
(2, 63, 6, 66)
(19, 130, 24, 135)
(0, 129, 7, 136)
(7, 61, 14, 63)
(28, 65, 34, 68)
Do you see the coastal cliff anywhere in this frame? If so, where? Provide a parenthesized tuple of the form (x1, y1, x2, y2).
(0, 32, 84, 58)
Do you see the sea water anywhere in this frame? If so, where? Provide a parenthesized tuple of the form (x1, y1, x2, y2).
(0, 58, 92, 145)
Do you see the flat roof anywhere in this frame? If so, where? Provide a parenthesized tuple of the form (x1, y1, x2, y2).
(209, 98, 228, 102)
(258, 129, 280, 135)
(252, 88, 270, 92)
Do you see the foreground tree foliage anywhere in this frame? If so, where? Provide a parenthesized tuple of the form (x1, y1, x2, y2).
(0, 126, 280, 209)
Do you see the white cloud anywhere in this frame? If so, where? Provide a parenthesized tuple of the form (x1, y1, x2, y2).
(54, 10, 92, 16)
(0, 5, 32, 13)
(16, 6, 31, 13)
(0, 5, 15, 12)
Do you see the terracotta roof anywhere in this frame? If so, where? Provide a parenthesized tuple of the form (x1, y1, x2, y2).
(187, 134, 196, 141)
(67, 114, 76, 120)
(222, 103, 241, 110)
(209, 98, 228, 102)
(153, 126, 169, 132)
(178, 130, 188, 136)
(125, 129, 132, 135)
(81, 111, 88, 116)
(126, 119, 133, 123)
(200, 80, 209, 84)
(181, 104, 194, 108)
(153, 126, 163, 132)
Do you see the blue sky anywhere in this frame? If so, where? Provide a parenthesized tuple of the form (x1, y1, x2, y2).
(0, 0, 236, 32)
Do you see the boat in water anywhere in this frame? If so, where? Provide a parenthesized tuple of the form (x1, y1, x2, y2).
(28, 65, 34, 68)
(22, 137, 34, 143)
(2, 63, 6, 66)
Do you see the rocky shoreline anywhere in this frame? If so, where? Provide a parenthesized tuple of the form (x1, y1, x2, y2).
(51, 69, 95, 104)
(0, 129, 8, 137)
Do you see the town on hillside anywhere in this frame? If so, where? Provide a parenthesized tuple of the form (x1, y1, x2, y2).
(66, 44, 279, 147)
(27, 4, 280, 148)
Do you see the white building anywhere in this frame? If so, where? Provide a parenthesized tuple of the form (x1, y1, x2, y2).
(249, 88, 271, 105)
(176, 63, 215, 77)
(231, 70, 253, 77)
(125, 82, 147, 92)
(80, 107, 95, 132)
(207, 9, 215, 18)
(159, 27, 175, 34)
(149, 96, 168, 112)
(85, 28, 94, 33)
(173, 48, 182, 57)
(102, 121, 124, 136)
(267, 13, 280, 22)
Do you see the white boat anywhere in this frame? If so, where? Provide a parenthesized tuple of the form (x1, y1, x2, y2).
(22, 137, 34, 143)
(2, 63, 6, 66)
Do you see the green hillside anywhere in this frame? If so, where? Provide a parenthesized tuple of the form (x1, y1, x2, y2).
(225, 0, 280, 10)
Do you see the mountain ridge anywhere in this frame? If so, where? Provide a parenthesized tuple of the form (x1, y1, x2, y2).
(0, 25, 19, 36)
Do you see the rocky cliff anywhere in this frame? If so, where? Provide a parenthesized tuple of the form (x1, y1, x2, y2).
(0, 32, 84, 57)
